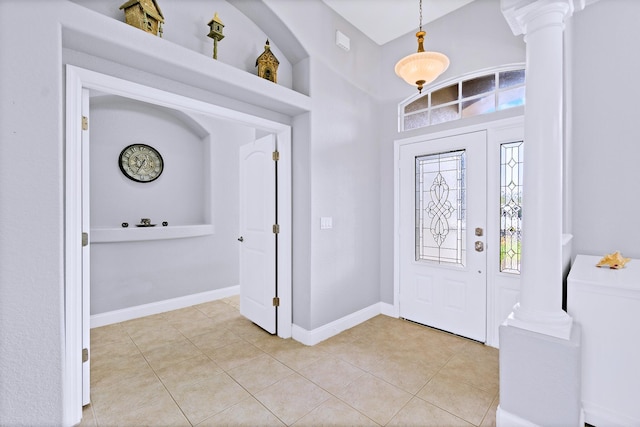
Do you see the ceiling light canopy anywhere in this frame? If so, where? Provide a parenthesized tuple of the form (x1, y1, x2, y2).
(395, 0, 450, 93)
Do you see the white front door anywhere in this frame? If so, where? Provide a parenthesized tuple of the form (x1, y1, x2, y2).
(81, 89, 91, 405)
(239, 134, 277, 334)
(398, 131, 487, 342)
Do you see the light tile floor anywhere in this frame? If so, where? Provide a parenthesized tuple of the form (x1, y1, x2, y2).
(80, 296, 499, 426)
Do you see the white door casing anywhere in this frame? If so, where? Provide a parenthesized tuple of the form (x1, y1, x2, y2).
(81, 89, 91, 405)
(398, 131, 487, 342)
(64, 65, 295, 426)
(239, 135, 277, 334)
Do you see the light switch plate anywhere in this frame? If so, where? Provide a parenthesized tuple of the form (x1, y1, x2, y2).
(320, 217, 333, 229)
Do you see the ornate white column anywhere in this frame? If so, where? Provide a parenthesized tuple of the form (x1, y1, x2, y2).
(502, 0, 574, 340)
(497, 2, 584, 426)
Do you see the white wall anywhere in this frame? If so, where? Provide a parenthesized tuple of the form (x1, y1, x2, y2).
(89, 96, 251, 314)
(0, 2, 67, 424)
(570, 0, 640, 259)
(263, 0, 383, 330)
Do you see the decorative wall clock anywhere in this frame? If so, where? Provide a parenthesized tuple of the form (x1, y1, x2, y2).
(119, 143, 164, 182)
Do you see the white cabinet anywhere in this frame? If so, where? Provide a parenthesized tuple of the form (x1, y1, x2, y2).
(567, 254, 640, 427)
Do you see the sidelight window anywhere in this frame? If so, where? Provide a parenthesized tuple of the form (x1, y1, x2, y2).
(500, 141, 523, 274)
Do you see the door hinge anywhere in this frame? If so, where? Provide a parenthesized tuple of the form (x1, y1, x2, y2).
(272, 150, 280, 161)
(82, 232, 89, 247)
(272, 297, 280, 307)
(272, 224, 280, 234)
(82, 348, 89, 363)
(82, 116, 88, 131)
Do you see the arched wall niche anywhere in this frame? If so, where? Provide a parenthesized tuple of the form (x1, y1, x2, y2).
(89, 94, 212, 230)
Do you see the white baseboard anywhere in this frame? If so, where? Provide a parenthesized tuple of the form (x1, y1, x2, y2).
(583, 401, 637, 427)
(379, 302, 396, 317)
(496, 406, 539, 427)
(90, 286, 239, 328)
(292, 302, 392, 346)
(497, 405, 584, 427)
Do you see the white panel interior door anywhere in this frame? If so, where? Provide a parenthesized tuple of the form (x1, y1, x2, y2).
(81, 88, 91, 405)
(399, 131, 487, 342)
(239, 134, 277, 334)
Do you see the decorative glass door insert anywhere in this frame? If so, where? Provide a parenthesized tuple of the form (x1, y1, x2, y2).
(500, 141, 523, 273)
(415, 150, 466, 266)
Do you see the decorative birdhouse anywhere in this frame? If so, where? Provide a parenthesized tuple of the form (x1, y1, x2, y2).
(119, 0, 164, 37)
(207, 12, 225, 60)
(256, 40, 279, 83)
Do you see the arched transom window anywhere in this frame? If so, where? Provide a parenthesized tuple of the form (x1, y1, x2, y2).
(399, 65, 525, 132)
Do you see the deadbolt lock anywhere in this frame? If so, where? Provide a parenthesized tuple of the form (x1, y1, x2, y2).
(475, 241, 484, 252)
(475, 227, 483, 237)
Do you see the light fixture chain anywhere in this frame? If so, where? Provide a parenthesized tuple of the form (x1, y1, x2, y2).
(419, 0, 423, 31)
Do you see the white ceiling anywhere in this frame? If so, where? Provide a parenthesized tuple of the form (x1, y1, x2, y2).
(322, 0, 476, 46)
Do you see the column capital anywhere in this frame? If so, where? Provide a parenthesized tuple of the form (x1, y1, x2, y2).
(501, 0, 577, 36)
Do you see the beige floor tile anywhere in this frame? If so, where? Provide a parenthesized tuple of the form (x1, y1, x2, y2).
(293, 396, 379, 427)
(387, 397, 474, 427)
(332, 339, 387, 372)
(206, 340, 265, 371)
(197, 396, 285, 427)
(417, 373, 496, 426)
(129, 324, 187, 353)
(260, 338, 327, 371)
(195, 300, 242, 320)
(142, 337, 204, 371)
(225, 316, 273, 342)
(90, 371, 168, 416)
(90, 335, 139, 360)
(253, 334, 300, 353)
(90, 323, 129, 347)
(168, 316, 221, 339)
(188, 328, 243, 353)
(314, 329, 360, 354)
(334, 373, 412, 426)
(227, 353, 295, 394)
(163, 306, 209, 322)
(222, 295, 240, 308)
(297, 356, 365, 395)
(437, 348, 500, 394)
(368, 354, 438, 394)
(90, 301, 502, 426)
(90, 352, 155, 390)
(255, 373, 331, 425)
(155, 353, 223, 390)
(78, 404, 97, 427)
(120, 315, 168, 335)
(95, 389, 190, 427)
(481, 394, 499, 427)
(170, 372, 252, 425)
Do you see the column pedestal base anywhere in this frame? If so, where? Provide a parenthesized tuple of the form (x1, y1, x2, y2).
(498, 323, 582, 427)
(505, 303, 573, 340)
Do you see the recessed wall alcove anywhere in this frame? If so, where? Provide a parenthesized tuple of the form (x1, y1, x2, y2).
(87, 92, 259, 315)
(90, 95, 214, 241)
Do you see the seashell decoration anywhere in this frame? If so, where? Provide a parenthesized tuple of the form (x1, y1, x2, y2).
(596, 251, 631, 269)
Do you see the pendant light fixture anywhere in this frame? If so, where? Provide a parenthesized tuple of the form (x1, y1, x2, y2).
(394, 0, 450, 93)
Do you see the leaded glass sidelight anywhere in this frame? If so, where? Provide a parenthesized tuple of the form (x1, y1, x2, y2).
(500, 141, 523, 273)
(415, 150, 466, 266)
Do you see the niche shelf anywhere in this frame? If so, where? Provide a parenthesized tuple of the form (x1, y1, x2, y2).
(91, 224, 214, 243)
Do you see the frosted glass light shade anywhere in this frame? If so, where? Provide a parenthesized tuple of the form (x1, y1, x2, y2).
(395, 51, 450, 91)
